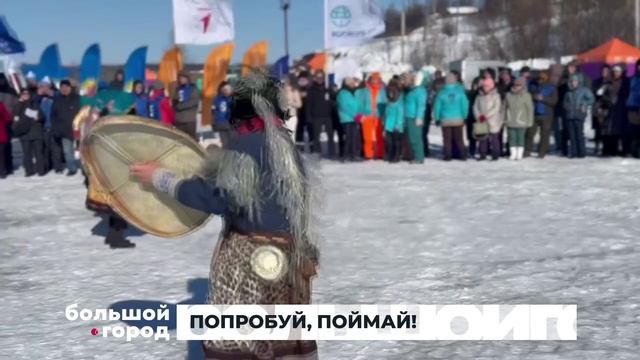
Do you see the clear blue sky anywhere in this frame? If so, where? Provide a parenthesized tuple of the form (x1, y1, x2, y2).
(3, 0, 417, 65)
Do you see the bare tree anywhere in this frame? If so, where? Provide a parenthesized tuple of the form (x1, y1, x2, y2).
(557, 0, 634, 54)
(504, 0, 554, 59)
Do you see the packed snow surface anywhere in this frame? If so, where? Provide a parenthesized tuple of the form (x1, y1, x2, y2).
(1, 135, 640, 359)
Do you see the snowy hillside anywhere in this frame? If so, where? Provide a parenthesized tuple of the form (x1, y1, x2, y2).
(329, 14, 514, 73)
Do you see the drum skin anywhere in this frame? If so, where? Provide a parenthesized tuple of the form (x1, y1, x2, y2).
(83, 115, 212, 238)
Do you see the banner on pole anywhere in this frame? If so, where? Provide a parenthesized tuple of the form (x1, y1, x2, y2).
(324, 0, 385, 49)
(123, 46, 147, 92)
(0, 16, 26, 55)
(80, 44, 101, 96)
(271, 55, 289, 80)
(172, 0, 234, 45)
(202, 42, 234, 126)
(22, 44, 69, 81)
(241, 41, 269, 77)
(158, 47, 183, 91)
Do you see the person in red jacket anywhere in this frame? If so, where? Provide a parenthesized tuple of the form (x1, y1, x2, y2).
(0, 101, 12, 178)
(148, 82, 175, 127)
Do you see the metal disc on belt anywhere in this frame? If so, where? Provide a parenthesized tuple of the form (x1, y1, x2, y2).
(83, 115, 211, 238)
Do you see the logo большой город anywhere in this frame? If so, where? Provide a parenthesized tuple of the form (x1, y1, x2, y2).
(330, 6, 352, 27)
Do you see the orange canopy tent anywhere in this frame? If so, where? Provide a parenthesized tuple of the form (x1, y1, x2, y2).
(577, 38, 640, 64)
(577, 38, 640, 78)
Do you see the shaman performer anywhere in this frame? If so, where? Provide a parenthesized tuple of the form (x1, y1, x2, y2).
(75, 91, 137, 248)
(130, 71, 320, 359)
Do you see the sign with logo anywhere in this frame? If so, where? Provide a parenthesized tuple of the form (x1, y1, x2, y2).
(324, 0, 385, 49)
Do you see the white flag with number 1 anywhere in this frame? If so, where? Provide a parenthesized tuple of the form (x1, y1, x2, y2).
(172, 0, 234, 45)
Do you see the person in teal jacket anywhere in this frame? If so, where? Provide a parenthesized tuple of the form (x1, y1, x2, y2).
(433, 72, 469, 160)
(337, 77, 362, 161)
(383, 78, 404, 163)
(403, 72, 428, 164)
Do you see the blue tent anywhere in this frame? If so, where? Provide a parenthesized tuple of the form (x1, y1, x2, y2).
(0, 16, 25, 54)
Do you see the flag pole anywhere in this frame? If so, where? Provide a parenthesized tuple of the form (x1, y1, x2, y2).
(401, 0, 407, 63)
(281, 0, 291, 58)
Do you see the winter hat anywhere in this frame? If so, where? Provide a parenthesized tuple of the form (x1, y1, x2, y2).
(512, 77, 526, 91)
(569, 74, 581, 85)
(40, 76, 52, 86)
(612, 64, 624, 73)
(230, 69, 289, 123)
(26, 71, 36, 80)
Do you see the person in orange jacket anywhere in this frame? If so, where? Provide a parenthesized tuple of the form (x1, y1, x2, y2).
(359, 72, 386, 159)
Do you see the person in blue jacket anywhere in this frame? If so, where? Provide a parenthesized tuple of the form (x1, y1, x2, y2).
(627, 59, 640, 157)
(130, 71, 319, 359)
(212, 81, 235, 147)
(132, 80, 149, 118)
(383, 78, 404, 163)
(563, 74, 595, 158)
(38, 77, 55, 172)
(337, 76, 361, 161)
(403, 71, 428, 164)
(433, 71, 469, 161)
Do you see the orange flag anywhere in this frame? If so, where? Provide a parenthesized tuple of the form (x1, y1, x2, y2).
(240, 41, 269, 77)
(308, 53, 326, 72)
(202, 43, 235, 127)
(158, 47, 183, 91)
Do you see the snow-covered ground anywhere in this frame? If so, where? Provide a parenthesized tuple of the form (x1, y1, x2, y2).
(1, 132, 640, 359)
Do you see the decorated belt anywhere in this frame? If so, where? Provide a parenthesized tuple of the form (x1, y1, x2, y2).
(229, 230, 292, 282)
(230, 229, 293, 248)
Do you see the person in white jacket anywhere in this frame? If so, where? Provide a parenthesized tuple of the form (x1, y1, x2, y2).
(283, 77, 302, 141)
(473, 74, 503, 160)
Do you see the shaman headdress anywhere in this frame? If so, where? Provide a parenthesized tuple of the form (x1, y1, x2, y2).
(205, 69, 319, 269)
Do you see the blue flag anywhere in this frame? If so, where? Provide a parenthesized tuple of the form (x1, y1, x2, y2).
(271, 55, 289, 80)
(0, 16, 25, 54)
(80, 44, 101, 95)
(124, 46, 147, 92)
(23, 44, 69, 81)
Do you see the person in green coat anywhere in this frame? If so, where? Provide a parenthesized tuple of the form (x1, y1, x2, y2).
(433, 72, 469, 161)
(337, 76, 362, 161)
(383, 79, 404, 163)
(504, 77, 534, 160)
(403, 72, 428, 164)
